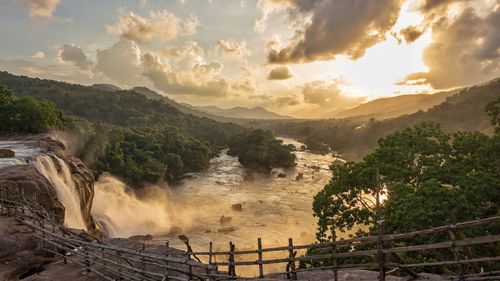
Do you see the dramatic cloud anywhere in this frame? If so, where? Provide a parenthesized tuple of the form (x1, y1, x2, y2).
(96, 40, 143, 85)
(216, 40, 249, 58)
(164, 41, 204, 57)
(107, 10, 197, 43)
(264, 0, 403, 64)
(142, 52, 254, 97)
(267, 66, 293, 80)
(302, 79, 365, 110)
(399, 25, 426, 44)
(397, 0, 474, 44)
(18, 0, 60, 19)
(59, 44, 93, 70)
(32, 51, 45, 59)
(400, 6, 500, 89)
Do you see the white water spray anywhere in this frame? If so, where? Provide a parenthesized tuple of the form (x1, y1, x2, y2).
(33, 154, 87, 230)
(91, 174, 191, 238)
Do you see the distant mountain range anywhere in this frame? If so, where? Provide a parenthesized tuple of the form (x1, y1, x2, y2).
(184, 104, 292, 120)
(113, 85, 292, 120)
(335, 89, 459, 120)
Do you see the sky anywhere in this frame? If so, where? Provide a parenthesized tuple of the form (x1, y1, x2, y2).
(0, 0, 499, 118)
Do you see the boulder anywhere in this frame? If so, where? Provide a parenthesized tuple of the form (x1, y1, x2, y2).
(219, 215, 232, 225)
(217, 226, 238, 234)
(231, 203, 243, 212)
(169, 226, 183, 236)
(128, 234, 153, 241)
(0, 149, 15, 158)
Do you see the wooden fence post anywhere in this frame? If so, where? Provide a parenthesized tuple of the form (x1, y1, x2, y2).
(164, 241, 170, 281)
(186, 238, 193, 281)
(448, 224, 465, 279)
(287, 238, 297, 280)
(257, 238, 264, 278)
(331, 230, 339, 281)
(229, 241, 236, 279)
(207, 242, 213, 278)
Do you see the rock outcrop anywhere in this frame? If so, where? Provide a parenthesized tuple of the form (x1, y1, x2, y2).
(0, 135, 96, 231)
(0, 165, 65, 224)
(0, 148, 15, 158)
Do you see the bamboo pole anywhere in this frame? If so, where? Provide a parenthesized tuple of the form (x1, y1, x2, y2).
(257, 238, 264, 278)
(287, 238, 297, 280)
(228, 241, 236, 279)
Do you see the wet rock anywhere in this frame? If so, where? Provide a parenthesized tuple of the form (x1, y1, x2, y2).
(128, 234, 153, 241)
(0, 149, 15, 158)
(219, 215, 232, 225)
(217, 226, 238, 234)
(0, 136, 96, 232)
(0, 165, 65, 225)
(169, 226, 183, 236)
(277, 172, 287, 178)
(295, 173, 304, 181)
(311, 165, 321, 171)
(231, 203, 243, 212)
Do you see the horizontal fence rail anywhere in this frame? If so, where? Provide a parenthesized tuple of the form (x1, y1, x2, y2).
(1, 187, 499, 281)
(186, 215, 500, 281)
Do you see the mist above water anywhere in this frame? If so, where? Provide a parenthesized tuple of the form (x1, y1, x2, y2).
(91, 138, 341, 252)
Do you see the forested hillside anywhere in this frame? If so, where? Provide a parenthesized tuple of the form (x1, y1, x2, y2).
(0, 72, 299, 185)
(0, 71, 249, 185)
(335, 89, 458, 120)
(241, 78, 500, 160)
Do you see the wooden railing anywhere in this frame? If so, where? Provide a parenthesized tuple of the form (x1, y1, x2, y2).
(1, 187, 499, 281)
(0, 188, 220, 281)
(186, 216, 500, 281)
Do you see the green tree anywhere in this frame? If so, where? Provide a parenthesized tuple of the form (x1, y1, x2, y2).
(313, 122, 499, 240)
(0, 86, 64, 133)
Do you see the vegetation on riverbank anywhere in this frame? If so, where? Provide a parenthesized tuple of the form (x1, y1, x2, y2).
(228, 129, 296, 171)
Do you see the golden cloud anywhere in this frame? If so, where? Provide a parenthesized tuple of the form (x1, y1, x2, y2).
(107, 10, 197, 43)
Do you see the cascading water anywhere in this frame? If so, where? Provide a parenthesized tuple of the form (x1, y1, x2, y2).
(33, 154, 87, 230)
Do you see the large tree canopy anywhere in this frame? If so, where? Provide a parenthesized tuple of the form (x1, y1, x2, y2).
(313, 119, 500, 241)
(0, 85, 64, 133)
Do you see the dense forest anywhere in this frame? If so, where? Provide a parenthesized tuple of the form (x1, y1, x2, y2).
(0, 85, 64, 133)
(0, 72, 295, 185)
(228, 129, 296, 171)
(305, 99, 500, 273)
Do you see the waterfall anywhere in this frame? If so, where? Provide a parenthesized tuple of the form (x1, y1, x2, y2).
(33, 154, 87, 230)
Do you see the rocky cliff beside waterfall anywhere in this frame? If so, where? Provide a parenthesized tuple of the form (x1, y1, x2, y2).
(0, 134, 96, 231)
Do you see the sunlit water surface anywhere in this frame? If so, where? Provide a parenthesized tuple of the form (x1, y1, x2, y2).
(142, 138, 347, 274)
